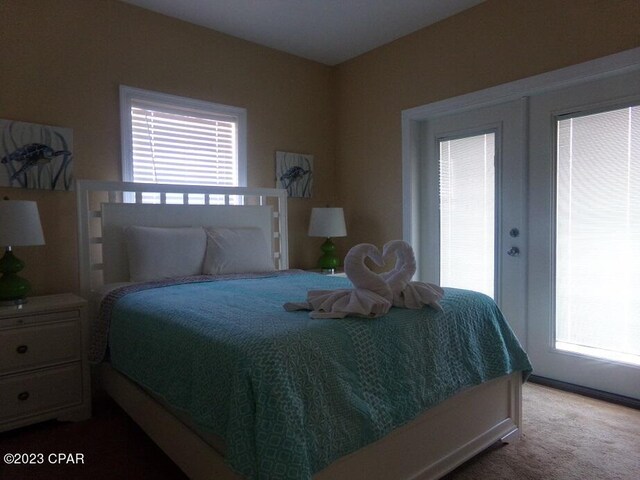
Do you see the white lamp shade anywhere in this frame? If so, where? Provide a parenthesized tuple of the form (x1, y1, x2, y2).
(0, 201, 45, 247)
(308, 208, 347, 238)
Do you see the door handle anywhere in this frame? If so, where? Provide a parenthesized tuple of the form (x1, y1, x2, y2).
(507, 247, 520, 257)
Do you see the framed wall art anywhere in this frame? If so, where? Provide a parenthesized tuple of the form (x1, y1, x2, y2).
(275, 151, 313, 198)
(1, 119, 74, 191)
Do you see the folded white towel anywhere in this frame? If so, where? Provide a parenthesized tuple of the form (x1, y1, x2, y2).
(343, 243, 393, 302)
(380, 240, 416, 294)
(284, 243, 393, 319)
(284, 241, 443, 318)
(395, 281, 445, 311)
(284, 288, 391, 319)
(380, 240, 444, 311)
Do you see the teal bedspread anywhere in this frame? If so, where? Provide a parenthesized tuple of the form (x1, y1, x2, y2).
(106, 272, 532, 480)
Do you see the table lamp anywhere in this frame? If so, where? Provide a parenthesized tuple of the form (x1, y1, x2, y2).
(0, 200, 45, 305)
(308, 207, 347, 273)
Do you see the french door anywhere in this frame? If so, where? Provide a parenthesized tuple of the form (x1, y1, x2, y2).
(418, 71, 640, 400)
(420, 99, 527, 343)
(528, 70, 640, 399)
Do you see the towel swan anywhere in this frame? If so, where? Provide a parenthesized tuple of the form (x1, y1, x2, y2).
(381, 240, 444, 311)
(381, 240, 416, 297)
(284, 244, 392, 318)
(284, 241, 443, 318)
(344, 243, 393, 301)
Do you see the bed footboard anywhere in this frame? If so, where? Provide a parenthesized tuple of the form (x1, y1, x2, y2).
(316, 371, 522, 480)
(98, 363, 521, 480)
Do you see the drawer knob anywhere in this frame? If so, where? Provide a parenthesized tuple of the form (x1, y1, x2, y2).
(18, 391, 30, 401)
(16, 345, 28, 354)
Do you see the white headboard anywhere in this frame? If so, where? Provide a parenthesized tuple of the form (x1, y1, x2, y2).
(76, 180, 289, 298)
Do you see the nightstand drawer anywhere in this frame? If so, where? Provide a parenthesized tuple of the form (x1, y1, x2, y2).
(0, 320, 80, 375)
(0, 310, 79, 328)
(0, 363, 83, 422)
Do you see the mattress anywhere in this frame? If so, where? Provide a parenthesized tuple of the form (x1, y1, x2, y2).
(95, 271, 532, 480)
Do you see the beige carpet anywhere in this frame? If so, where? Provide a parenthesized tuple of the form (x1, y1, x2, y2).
(445, 383, 640, 480)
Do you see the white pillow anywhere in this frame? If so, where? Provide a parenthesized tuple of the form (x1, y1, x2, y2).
(203, 227, 275, 275)
(125, 226, 207, 282)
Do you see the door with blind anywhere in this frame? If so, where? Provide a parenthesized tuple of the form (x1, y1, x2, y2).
(528, 70, 640, 399)
(420, 99, 527, 343)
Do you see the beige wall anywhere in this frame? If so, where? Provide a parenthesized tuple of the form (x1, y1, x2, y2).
(2, 0, 639, 296)
(0, 0, 336, 295)
(335, 0, 640, 251)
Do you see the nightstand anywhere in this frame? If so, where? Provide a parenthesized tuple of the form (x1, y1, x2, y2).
(0, 294, 90, 432)
(307, 269, 347, 278)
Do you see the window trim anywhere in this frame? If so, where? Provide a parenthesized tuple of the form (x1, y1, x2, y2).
(119, 85, 247, 187)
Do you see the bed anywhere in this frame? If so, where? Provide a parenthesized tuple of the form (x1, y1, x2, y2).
(76, 180, 531, 480)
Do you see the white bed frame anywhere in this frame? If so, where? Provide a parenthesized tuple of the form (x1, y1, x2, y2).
(76, 180, 522, 480)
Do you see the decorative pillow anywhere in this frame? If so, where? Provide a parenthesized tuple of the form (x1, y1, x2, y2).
(125, 226, 207, 282)
(203, 227, 275, 275)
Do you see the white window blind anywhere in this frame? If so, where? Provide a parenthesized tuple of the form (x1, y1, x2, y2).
(121, 86, 246, 204)
(439, 133, 495, 297)
(556, 105, 640, 365)
(131, 104, 237, 187)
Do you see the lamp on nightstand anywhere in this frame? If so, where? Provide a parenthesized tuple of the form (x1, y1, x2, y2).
(0, 200, 45, 306)
(308, 207, 347, 274)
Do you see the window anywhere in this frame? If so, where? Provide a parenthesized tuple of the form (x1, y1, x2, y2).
(120, 86, 246, 203)
(439, 132, 496, 297)
(556, 105, 640, 365)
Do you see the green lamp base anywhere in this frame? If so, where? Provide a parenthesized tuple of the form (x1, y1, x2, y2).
(317, 237, 340, 273)
(0, 249, 31, 305)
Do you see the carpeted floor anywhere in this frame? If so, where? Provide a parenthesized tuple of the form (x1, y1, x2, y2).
(443, 383, 640, 480)
(1, 383, 638, 479)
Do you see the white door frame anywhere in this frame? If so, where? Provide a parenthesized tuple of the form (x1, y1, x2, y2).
(402, 47, 640, 267)
(401, 47, 640, 353)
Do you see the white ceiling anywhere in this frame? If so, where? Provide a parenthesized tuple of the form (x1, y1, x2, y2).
(120, 0, 485, 65)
